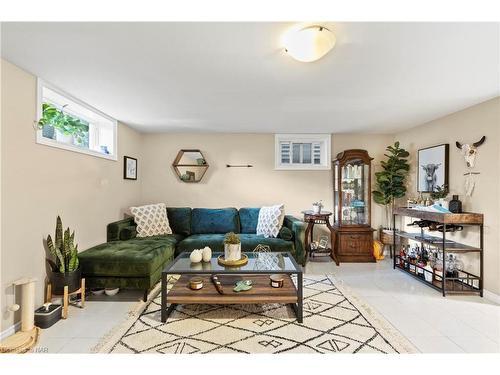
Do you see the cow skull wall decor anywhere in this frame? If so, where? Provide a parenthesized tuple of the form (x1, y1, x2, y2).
(455, 136, 486, 168)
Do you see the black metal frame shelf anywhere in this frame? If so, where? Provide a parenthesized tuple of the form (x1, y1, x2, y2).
(394, 231, 482, 252)
(393, 207, 483, 297)
(395, 256, 480, 294)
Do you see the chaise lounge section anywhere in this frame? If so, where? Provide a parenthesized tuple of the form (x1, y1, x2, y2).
(79, 207, 305, 299)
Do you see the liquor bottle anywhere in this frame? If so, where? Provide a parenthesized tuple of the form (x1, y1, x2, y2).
(421, 246, 429, 263)
(399, 245, 406, 267)
(406, 245, 411, 270)
(445, 254, 456, 278)
(415, 245, 423, 277)
(409, 246, 416, 273)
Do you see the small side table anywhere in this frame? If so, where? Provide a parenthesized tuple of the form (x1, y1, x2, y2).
(302, 211, 340, 266)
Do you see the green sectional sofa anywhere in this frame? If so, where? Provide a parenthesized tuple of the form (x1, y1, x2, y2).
(79, 207, 306, 299)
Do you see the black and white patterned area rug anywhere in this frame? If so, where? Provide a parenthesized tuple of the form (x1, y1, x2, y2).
(94, 275, 416, 354)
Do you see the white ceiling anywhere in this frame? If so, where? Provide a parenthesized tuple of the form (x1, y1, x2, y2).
(1, 22, 499, 133)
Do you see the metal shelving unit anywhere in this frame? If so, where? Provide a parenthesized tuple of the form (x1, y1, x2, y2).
(393, 207, 483, 297)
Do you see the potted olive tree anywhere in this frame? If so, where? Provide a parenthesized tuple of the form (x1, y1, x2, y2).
(372, 141, 410, 233)
(45, 216, 81, 294)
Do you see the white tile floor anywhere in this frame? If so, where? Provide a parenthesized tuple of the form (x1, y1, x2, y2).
(307, 258, 500, 353)
(32, 258, 500, 353)
(33, 293, 139, 354)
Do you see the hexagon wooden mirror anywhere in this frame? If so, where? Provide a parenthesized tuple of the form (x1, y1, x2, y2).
(172, 149, 209, 183)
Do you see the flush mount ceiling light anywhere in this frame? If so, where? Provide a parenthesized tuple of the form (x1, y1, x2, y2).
(283, 25, 336, 63)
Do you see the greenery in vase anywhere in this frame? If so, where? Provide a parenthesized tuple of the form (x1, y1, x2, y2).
(46, 216, 79, 273)
(430, 184, 448, 200)
(312, 201, 323, 208)
(224, 232, 241, 245)
(37, 102, 89, 146)
(372, 141, 410, 229)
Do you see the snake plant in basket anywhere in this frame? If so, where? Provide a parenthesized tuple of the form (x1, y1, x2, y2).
(46, 216, 81, 294)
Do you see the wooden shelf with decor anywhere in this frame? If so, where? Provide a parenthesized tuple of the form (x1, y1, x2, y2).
(172, 149, 209, 183)
(392, 207, 483, 297)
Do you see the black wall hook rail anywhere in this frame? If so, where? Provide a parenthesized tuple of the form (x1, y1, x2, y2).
(226, 164, 253, 168)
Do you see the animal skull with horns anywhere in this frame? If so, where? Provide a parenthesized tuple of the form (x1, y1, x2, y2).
(456, 136, 486, 168)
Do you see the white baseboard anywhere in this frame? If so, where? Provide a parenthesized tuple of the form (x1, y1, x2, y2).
(483, 289, 500, 305)
(0, 321, 21, 341)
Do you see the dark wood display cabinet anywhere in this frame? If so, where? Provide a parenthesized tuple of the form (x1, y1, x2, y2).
(332, 149, 375, 262)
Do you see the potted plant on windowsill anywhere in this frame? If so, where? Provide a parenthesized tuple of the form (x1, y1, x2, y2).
(372, 141, 410, 238)
(45, 216, 81, 294)
(36, 103, 89, 147)
(224, 232, 241, 261)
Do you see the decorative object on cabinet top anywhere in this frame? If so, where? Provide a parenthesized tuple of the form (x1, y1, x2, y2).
(172, 149, 209, 183)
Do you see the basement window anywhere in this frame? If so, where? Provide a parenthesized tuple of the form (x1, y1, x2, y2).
(36, 79, 117, 160)
(275, 134, 331, 170)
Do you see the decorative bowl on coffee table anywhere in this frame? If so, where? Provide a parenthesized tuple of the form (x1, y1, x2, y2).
(217, 253, 249, 267)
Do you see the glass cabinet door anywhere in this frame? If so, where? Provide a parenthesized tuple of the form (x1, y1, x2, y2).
(333, 164, 339, 224)
(340, 159, 369, 225)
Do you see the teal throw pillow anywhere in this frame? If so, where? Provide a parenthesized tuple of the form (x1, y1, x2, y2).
(278, 227, 293, 241)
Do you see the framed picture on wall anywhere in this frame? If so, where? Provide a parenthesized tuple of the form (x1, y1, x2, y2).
(417, 144, 449, 192)
(124, 156, 137, 180)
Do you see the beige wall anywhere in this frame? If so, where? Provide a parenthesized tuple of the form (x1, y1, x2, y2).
(140, 133, 393, 228)
(1, 60, 144, 332)
(1, 56, 498, 334)
(0, 65, 393, 331)
(395, 97, 500, 295)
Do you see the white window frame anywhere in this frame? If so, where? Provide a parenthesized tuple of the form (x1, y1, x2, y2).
(36, 79, 118, 161)
(275, 134, 331, 170)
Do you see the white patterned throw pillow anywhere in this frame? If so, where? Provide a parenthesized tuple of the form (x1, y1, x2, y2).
(256, 204, 285, 238)
(130, 203, 172, 237)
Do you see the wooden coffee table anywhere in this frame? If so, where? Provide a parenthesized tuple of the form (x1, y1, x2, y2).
(161, 252, 303, 323)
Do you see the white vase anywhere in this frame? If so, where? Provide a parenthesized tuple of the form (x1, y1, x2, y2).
(189, 249, 202, 263)
(312, 205, 321, 214)
(202, 246, 212, 262)
(55, 129, 74, 145)
(224, 243, 241, 261)
(439, 199, 449, 209)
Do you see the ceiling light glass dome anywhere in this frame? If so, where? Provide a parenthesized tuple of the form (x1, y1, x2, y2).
(283, 25, 336, 63)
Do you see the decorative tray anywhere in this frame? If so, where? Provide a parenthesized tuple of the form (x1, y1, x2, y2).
(217, 254, 248, 267)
